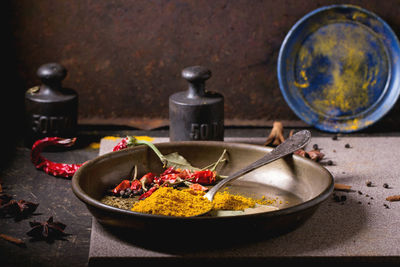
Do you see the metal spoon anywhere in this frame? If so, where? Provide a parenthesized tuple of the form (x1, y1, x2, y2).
(203, 130, 311, 203)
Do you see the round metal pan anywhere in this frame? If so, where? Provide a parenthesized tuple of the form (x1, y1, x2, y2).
(72, 141, 333, 238)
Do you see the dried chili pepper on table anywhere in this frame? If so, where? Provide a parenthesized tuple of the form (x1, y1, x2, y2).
(31, 137, 83, 178)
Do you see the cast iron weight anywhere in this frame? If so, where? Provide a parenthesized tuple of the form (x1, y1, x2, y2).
(169, 66, 224, 141)
(25, 63, 78, 146)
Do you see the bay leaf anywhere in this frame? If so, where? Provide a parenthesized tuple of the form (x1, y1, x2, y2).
(164, 152, 200, 171)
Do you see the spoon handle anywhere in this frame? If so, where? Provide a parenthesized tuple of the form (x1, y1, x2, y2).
(204, 130, 311, 201)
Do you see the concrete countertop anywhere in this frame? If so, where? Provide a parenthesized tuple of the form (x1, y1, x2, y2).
(89, 135, 400, 265)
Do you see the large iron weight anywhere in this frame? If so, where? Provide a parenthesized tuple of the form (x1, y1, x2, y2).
(169, 66, 224, 141)
(24, 63, 78, 146)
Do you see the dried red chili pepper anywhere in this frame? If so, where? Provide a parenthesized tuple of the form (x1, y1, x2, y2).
(112, 180, 131, 195)
(138, 185, 159, 200)
(31, 137, 83, 178)
(113, 137, 129, 151)
(189, 170, 216, 185)
(189, 183, 208, 191)
(130, 179, 142, 191)
(161, 166, 180, 175)
(139, 173, 155, 191)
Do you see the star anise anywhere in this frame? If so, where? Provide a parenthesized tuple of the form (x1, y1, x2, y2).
(294, 149, 325, 162)
(0, 199, 39, 220)
(27, 216, 68, 241)
(264, 121, 285, 146)
(0, 193, 12, 206)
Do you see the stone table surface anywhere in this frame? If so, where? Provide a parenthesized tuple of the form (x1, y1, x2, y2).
(89, 136, 400, 265)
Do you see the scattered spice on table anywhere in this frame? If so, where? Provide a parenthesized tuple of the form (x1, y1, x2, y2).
(264, 121, 285, 146)
(294, 149, 325, 162)
(386, 195, 400, 202)
(0, 233, 26, 247)
(332, 193, 347, 203)
(30, 137, 83, 178)
(0, 199, 38, 220)
(27, 216, 68, 241)
(334, 183, 352, 191)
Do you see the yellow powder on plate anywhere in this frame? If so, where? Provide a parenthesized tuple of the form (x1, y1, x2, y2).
(212, 190, 266, 210)
(131, 187, 213, 217)
(131, 187, 269, 217)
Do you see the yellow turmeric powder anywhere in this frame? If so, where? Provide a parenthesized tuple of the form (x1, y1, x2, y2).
(212, 190, 266, 210)
(131, 187, 269, 217)
(131, 187, 213, 217)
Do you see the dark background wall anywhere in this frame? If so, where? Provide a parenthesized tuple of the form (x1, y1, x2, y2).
(5, 0, 400, 131)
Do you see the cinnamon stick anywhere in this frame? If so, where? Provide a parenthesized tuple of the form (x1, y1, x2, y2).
(334, 183, 352, 191)
(264, 121, 285, 146)
(386, 195, 400, 202)
(0, 233, 26, 247)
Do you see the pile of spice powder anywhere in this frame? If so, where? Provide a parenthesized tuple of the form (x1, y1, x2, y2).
(130, 187, 269, 217)
(212, 190, 267, 210)
(131, 187, 213, 217)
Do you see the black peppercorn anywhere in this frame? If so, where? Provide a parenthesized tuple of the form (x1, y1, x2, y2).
(327, 160, 333, 166)
(333, 195, 340, 202)
(366, 181, 372, 187)
(345, 143, 351, 148)
(332, 135, 338, 140)
(119, 190, 125, 197)
(313, 144, 319, 150)
(383, 183, 389, 189)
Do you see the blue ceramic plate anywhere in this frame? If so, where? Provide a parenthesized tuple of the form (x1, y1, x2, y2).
(278, 5, 400, 132)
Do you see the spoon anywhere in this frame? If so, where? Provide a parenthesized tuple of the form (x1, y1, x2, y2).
(203, 130, 311, 203)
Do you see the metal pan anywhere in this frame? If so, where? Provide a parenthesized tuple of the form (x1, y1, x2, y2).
(72, 141, 333, 239)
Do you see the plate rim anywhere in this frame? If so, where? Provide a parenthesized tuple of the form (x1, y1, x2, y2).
(277, 4, 400, 133)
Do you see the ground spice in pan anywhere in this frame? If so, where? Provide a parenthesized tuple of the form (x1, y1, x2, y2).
(212, 190, 267, 210)
(128, 187, 270, 217)
(131, 187, 213, 217)
(101, 196, 137, 210)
